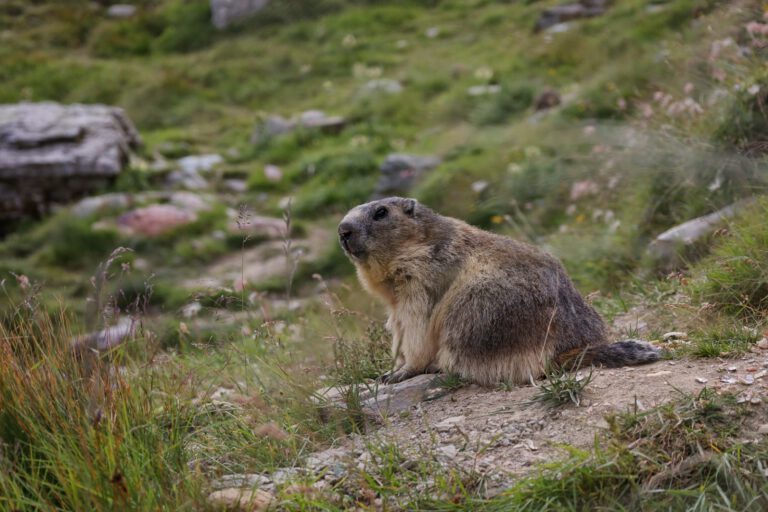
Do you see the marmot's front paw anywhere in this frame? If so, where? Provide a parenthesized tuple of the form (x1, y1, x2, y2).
(378, 367, 419, 384)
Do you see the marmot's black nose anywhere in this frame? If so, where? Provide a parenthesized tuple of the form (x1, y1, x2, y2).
(338, 222, 355, 241)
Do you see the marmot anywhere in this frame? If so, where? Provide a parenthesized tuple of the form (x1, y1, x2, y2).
(338, 197, 660, 386)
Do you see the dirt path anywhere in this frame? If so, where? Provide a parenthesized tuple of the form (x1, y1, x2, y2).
(332, 355, 768, 494)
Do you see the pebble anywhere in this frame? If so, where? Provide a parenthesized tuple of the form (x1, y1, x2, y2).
(741, 375, 755, 386)
(695, 377, 708, 384)
(434, 415, 465, 432)
(662, 331, 688, 341)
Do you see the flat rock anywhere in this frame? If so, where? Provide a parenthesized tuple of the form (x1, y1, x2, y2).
(316, 374, 446, 419)
(647, 200, 752, 269)
(72, 317, 137, 352)
(0, 102, 140, 223)
(117, 204, 197, 236)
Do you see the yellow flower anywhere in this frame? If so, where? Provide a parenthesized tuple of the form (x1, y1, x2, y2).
(491, 215, 504, 224)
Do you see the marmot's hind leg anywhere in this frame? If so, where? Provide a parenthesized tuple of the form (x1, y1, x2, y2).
(434, 279, 557, 385)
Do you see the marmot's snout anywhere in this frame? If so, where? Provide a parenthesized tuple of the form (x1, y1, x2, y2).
(338, 220, 366, 259)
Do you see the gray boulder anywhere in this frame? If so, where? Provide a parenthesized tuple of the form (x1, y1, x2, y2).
(373, 154, 441, 198)
(648, 200, 751, 269)
(211, 0, 271, 29)
(0, 102, 141, 224)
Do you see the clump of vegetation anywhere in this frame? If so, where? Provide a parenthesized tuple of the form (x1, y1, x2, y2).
(527, 363, 593, 409)
(688, 198, 768, 316)
(685, 322, 762, 358)
(291, 150, 380, 216)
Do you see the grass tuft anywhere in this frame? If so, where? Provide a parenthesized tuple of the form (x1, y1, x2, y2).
(527, 361, 593, 409)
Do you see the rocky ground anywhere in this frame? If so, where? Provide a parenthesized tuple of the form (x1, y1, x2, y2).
(206, 335, 768, 509)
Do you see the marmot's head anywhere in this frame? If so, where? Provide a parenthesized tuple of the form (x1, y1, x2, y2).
(338, 197, 424, 263)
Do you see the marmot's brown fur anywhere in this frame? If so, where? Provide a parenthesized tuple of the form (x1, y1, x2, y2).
(338, 197, 659, 385)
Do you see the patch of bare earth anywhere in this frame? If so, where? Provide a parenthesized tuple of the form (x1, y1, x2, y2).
(346, 356, 768, 493)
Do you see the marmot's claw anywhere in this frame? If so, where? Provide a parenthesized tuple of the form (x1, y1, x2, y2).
(378, 367, 415, 384)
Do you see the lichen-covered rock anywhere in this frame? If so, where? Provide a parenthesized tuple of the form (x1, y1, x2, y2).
(0, 102, 140, 224)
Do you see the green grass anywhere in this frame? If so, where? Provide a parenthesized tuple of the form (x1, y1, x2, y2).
(685, 322, 762, 358)
(526, 357, 594, 408)
(3, 0, 768, 508)
(689, 198, 768, 316)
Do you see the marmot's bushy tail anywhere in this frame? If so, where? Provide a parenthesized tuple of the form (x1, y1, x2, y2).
(555, 340, 661, 369)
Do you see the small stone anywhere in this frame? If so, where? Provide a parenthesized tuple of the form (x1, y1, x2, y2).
(757, 338, 768, 349)
(106, 4, 137, 18)
(720, 376, 737, 385)
(662, 331, 688, 341)
(695, 377, 708, 384)
(438, 444, 458, 457)
(727, 366, 738, 372)
(177, 154, 223, 174)
(223, 179, 248, 193)
(361, 79, 403, 95)
(467, 85, 501, 96)
(207, 488, 273, 511)
(264, 164, 283, 182)
(434, 415, 466, 432)
(71, 193, 130, 218)
(758, 424, 768, 434)
(741, 375, 755, 386)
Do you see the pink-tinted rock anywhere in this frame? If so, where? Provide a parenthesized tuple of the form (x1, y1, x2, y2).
(117, 204, 196, 236)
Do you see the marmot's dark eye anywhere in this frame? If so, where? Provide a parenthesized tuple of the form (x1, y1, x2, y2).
(373, 207, 388, 221)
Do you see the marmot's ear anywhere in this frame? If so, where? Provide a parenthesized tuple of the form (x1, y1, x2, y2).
(402, 198, 417, 216)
